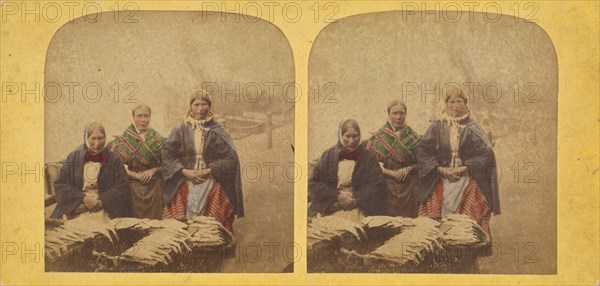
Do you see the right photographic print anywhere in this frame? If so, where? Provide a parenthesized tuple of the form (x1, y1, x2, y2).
(307, 11, 557, 274)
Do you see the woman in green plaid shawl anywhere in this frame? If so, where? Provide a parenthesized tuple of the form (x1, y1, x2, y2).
(366, 100, 421, 217)
(111, 104, 166, 219)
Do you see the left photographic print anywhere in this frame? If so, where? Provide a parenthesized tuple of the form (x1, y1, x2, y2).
(43, 11, 295, 273)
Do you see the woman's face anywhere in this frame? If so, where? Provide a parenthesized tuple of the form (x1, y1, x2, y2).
(388, 104, 406, 130)
(446, 95, 466, 117)
(133, 108, 151, 132)
(341, 127, 360, 151)
(190, 99, 211, 120)
(86, 130, 106, 154)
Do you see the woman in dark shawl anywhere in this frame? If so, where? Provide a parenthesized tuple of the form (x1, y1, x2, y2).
(308, 119, 388, 220)
(51, 122, 130, 221)
(162, 89, 243, 232)
(418, 86, 500, 238)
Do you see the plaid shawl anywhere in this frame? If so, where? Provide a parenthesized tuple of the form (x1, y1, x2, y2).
(367, 122, 421, 165)
(112, 124, 165, 170)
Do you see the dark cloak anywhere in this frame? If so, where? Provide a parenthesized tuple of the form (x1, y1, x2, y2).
(417, 118, 501, 214)
(161, 119, 244, 217)
(308, 144, 388, 217)
(50, 144, 131, 218)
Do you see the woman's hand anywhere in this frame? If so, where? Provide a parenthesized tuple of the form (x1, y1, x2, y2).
(438, 167, 457, 182)
(438, 166, 466, 182)
(394, 166, 415, 183)
(182, 169, 204, 184)
(198, 168, 212, 179)
(127, 170, 143, 181)
(454, 166, 467, 177)
(336, 192, 357, 210)
(139, 168, 158, 184)
(83, 194, 102, 212)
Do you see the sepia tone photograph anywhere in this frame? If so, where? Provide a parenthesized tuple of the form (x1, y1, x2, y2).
(43, 11, 295, 273)
(307, 11, 557, 274)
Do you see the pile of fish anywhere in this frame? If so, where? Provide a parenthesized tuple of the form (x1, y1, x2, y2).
(187, 216, 234, 248)
(307, 215, 366, 246)
(308, 214, 486, 271)
(439, 214, 486, 245)
(367, 217, 442, 265)
(45, 216, 232, 270)
(45, 218, 116, 262)
(362, 216, 413, 231)
(111, 218, 192, 267)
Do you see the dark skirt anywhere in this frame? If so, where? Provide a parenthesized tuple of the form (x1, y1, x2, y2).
(385, 174, 419, 218)
(129, 174, 163, 219)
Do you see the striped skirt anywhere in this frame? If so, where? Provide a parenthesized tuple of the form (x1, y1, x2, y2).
(419, 178, 491, 236)
(163, 181, 235, 232)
